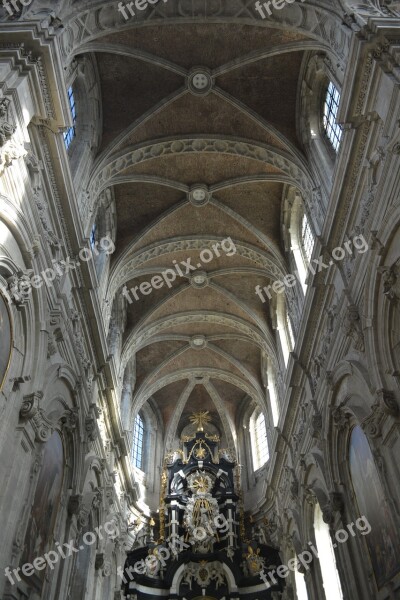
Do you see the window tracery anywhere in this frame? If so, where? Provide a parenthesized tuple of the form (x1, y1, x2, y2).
(323, 82, 343, 152)
(301, 211, 315, 265)
(132, 413, 144, 470)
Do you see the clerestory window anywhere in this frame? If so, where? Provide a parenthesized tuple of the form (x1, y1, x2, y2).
(250, 410, 269, 470)
(64, 86, 77, 150)
(132, 414, 144, 470)
(323, 82, 342, 152)
(301, 212, 315, 264)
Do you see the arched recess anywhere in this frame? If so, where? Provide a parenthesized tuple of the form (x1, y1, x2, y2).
(64, 53, 102, 187)
(17, 431, 66, 598)
(6, 370, 81, 600)
(128, 399, 164, 506)
(68, 460, 103, 600)
(298, 51, 344, 203)
(0, 195, 47, 399)
(365, 204, 400, 393)
(87, 187, 117, 286)
(327, 366, 400, 597)
(282, 185, 317, 292)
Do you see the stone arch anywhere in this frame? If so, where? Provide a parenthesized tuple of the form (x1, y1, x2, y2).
(59, 2, 351, 64)
(298, 51, 344, 205)
(89, 136, 314, 199)
(105, 235, 289, 326)
(64, 53, 102, 186)
(364, 202, 400, 393)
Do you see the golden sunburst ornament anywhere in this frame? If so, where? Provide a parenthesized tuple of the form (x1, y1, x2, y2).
(194, 443, 207, 460)
(190, 410, 212, 432)
(192, 475, 209, 493)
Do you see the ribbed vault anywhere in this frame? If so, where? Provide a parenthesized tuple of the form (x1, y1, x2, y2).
(69, 5, 334, 456)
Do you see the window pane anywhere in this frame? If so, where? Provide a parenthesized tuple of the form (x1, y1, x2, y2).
(132, 414, 144, 470)
(64, 86, 77, 150)
(90, 224, 96, 249)
(323, 82, 342, 152)
(301, 213, 314, 263)
(255, 412, 269, 467)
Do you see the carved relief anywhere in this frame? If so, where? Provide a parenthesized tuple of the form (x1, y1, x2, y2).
(7, 270, 34, 307)
(342, 304, 365, 352)
(332, 404, 351, 430)
(0, 98, 26, 174)
(19, 392, 54, 443)
(182, 560, 226, 590)
(381, 259, 400, 301)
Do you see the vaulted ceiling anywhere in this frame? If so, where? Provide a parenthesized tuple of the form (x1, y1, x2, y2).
(82, 19, 316, 450)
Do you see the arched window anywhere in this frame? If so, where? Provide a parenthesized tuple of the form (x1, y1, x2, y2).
(132, 414, 144, 470)
(276, 296, 294, 366)
(286, 311, 295, 351)
(268, 371, 280, 427)
(63, 86, 77, 150)
(287, 191, 315, 292)
(250, 410, 269, 470)
(301, 212, 314, 264)
(314, 503, 343, 600)
(323, 82, 342, 152)
(89, 223, 96, 250)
